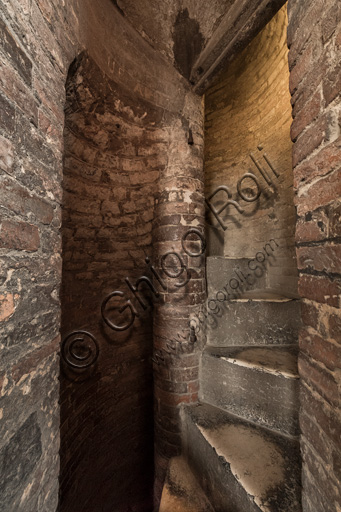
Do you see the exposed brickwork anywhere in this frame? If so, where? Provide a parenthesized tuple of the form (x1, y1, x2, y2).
(0, 1, 71, 508)
(152, 86, 205, 506)
(60, 51, 165, 511)
(0, 0, 204, 510)
(204, 6, 298, 297)
(1, 0, 339, 510)
(288, 0, 341, 510)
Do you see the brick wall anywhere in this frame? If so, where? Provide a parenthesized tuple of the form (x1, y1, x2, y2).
(205, 5, 298, 298)
(2, 0, 339, 509)
(153, 93, 205, 503)
(288, 1, 341, 510)
(60, 51, 166, 511)
(0, 1, 76, 509)
(0, 0, 204, 509)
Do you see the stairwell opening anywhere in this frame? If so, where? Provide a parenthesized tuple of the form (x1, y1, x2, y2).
(195, 5, 302, 511)
(204, 5, 297, 294)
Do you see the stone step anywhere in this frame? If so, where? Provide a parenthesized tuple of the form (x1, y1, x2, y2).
(159, 455, 214, 512)
(206, 295, 300, 347)
(200, 345, 299, 436)
(181, 402, 302, 512)
(207, 257, 267, 296)
(206, 256, 299, 300)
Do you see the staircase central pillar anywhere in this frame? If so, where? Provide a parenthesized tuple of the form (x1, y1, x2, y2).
(152, 99, 206, 504)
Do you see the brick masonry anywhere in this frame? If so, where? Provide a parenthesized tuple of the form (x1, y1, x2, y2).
(288, 0, 341, 510)
(204, 5, 298, 298)
(0, 0, 204, 510)
(152, 92, 205, 504)
(60, 51, 164, 511)
(0, 0, 340, 511)
(0, 0, 70, 509)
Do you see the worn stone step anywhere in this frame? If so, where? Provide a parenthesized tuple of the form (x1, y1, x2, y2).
(206, 255, 299, 299)
(206, 295, 300, 347)
(207, 257, 267, 296)
(181, 402, 301, 512)
(159, 455, 215, 512)
(200, 345, 299, 436)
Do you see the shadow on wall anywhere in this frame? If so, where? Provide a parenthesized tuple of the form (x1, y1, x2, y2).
(59, 51, 165, 512)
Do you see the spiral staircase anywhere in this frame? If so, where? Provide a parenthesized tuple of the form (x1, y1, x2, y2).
(159, 258, 302, 512)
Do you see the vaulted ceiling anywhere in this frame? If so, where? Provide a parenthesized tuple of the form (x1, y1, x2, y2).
(112, 0, 286, 92)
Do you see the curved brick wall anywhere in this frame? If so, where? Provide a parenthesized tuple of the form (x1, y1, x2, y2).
(152, 96, 205, 503)
(60, 52, 163, 511)
(205, 6, 298, 297)
(1, 0, 339, 510)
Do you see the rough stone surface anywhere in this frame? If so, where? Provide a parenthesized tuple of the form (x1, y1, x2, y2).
(288, 0, 341, 509)
(113, 0, 235, 69)
(0, 0, 204, 510)
(159, 455, 214, 512)
(0, 413, 42, 509)
(0, 0, 340, 510)
(205, 294, 301, 347)
(182, 402, 302, 512)
(200, 346, 300, 436)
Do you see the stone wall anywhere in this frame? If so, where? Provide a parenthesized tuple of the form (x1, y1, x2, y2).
(113, 0, 235, 73)
(0, 1, 76, 509)
(287, 0, 341, 510)
(1, 0, 340, 510)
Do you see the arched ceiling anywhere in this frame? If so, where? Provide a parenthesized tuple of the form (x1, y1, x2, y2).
(112, 0, 236, 67)
(112, 0, 286, 92)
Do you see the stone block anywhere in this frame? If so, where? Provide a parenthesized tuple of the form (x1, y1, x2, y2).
(182, 403, 301, 512)
(200, 345, 300, 436)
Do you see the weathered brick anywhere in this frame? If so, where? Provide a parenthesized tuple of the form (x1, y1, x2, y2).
(296, 212, 328, 243)
(287, 0, 324, 51)
(0, 218, 40, 251)
(291, 88, 321, 142)
(0, 135, 13, 174)
(323, 61, 341, 106)
(329, 202, 341, 238)
(289, 42, 314, 95)
(293, 139, 341, 189)
(0, 175, 54, 224)
(329, 313, 341, 343)
(332, 448, 341, 483)
(0, 92, 15, 133)
(0, 413, 42, 508)
(0, 18, 32, 85)
(298, 274, 341, 307)
(300, 301, 320, 331)
(300, 382, 341, 448)
(297, 244, 341, 275)
(321, 2, 341, 43)
(301, 443, 340, 511)
(292, 115, 326, 167)
(0, 292, 16, 322)
(12, 335, 60, 382)
(300, 412, 329, 465)
(35, 0, 55, 23)
(0, 58, 39, 126)
(300, 328, 341, 372)
(170, 366, 199, 382)
(295, 168, 341, 216)
(299, 353, 339, 407)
